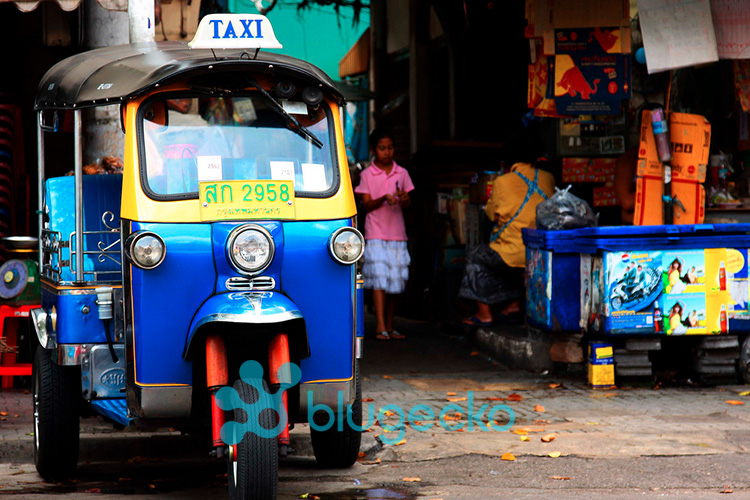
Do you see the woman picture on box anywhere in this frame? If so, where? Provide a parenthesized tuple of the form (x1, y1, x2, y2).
(688, 309, 699, 327)
(668, 301, 687, 334)
(666, 258, 685, 294)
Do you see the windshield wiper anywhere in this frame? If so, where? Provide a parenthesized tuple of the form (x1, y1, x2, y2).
(246, 77, 323, 149)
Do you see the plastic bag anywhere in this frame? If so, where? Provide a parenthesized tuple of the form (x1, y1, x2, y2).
(536, 185, 597, 230)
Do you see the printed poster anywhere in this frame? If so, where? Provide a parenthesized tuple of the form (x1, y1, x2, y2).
(548, 27, 631, 115)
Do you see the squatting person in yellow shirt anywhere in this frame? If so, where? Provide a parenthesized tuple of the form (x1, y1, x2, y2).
(459, 153, 555, 326)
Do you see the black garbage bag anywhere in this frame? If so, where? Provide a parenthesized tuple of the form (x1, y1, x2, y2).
(536, 185, 597, 230)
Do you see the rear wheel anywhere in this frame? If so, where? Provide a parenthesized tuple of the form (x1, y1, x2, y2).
(227, 377, 278, 500)
(33, 347, 81, 481)
(738, 335, 750, 384)
(310, 361, 362, 468)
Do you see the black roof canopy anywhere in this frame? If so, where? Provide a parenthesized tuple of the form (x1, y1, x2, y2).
(34, 41, 344, 110)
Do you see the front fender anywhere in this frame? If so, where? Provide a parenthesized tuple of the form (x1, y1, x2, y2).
(184, 291, 303, 359)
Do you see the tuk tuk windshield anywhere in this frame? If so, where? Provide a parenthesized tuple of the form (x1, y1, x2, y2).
(140, 95, 337, 198)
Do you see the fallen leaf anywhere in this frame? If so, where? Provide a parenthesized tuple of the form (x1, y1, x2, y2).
(84, 488, 102, 493)
(549, 383, 563, 389)
(9, 470, 26, 476)
(550, 476, 571, 480)
(534, 419, 550, 425)
(470, 351, 479, 356)
(13, 414, 19, 418)
(534, 405, 545, 412)
(520, 436, 530, 442)
(149, 484, 156, 489)
(383, 410, 396, 417)
(383, 375, 394, 379)
(442, 412, 462, 421)
(541, 433, 557, 443)
(512, 429, 528, 435)
(361, 458, 381, 465)
(358, 452, 366, 458)
(501, 452, 516, 461)
(720, 486, 733, 494)
(548, 451, 561, 458)
(447, 397, 468, 402)
(726, 400, 745, 405)
(446, 392, 457, 396)
(403, 477, 421, 482)
(507, 394, 523, 402)
(394, 438, 407, 446)
(0, 412, 7, 416)
(363, 398, 374, 402)
(586, 422, 599, 425)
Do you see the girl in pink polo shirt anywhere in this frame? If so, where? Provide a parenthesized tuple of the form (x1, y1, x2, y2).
(355, 128, 415, 340)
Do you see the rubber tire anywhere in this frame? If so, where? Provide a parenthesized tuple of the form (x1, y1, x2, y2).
(228, 377, 279, 500)
(611, 296, 622, 310)
(310, 362, 362, 468)
(738, 335, 750, 384)
(33, 347, 81, 481)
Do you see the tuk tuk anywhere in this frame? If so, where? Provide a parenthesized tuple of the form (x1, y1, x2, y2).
(30, 14, 365, 499)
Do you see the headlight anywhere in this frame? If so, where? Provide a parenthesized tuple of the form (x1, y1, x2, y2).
(227, 224, 275, 275)
(126, 231, 166, 270)
(329, 227, 364, 265)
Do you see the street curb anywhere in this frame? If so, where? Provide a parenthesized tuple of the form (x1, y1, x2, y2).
(473, 324, 553, 373)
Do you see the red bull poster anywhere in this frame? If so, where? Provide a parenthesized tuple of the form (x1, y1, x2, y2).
(548, 27, 631, 115)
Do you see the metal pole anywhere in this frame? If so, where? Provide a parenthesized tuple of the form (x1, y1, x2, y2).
(128, 0, 156, 43)
(74, 110, 84, 282)
(37, 112, 44, 275)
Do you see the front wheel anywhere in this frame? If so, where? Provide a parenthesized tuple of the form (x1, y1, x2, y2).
(227, 377, 278, 500)
(310, 361, 362, 468)
(33, 347, 81, 481)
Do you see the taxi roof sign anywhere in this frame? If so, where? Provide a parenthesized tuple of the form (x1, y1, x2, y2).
(189, 14, 282, 50)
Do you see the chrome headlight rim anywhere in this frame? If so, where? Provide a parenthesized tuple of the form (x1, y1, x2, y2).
(126, 231, 166, 270)
(328, 227, 365, 265)
(226, 223, 275, 276)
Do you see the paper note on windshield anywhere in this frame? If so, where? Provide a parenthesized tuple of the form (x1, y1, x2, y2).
(638, 0, 718, 74)
(302, 163, 327, 191)
(270, 161, 295, 181)
(197, 155, 223, 181)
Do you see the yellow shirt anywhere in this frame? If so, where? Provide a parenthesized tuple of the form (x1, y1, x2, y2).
(487, 163, 556, 268)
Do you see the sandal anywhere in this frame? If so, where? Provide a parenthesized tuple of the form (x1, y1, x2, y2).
(389, 330, 406, 340)
(375, 332, 390, 341)
(461, 316, 493, 327)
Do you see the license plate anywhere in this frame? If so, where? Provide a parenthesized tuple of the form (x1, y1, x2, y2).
(199, 180, 296, 221)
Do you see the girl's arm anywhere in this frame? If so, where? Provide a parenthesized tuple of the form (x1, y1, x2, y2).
(359, 192, 395, 212)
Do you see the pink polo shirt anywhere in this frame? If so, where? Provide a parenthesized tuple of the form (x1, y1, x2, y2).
(355, 161, 415, 241)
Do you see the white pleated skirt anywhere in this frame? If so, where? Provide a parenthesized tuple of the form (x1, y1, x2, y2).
(362, 239, 410, 294)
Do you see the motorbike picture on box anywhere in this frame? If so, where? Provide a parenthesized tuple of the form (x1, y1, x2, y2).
(609, 264, 662, 312)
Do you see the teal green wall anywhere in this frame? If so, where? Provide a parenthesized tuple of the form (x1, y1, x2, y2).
(228, 2, 369, 80)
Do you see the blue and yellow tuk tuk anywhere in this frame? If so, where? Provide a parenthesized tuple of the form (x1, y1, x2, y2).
(31, 14, 364, 499)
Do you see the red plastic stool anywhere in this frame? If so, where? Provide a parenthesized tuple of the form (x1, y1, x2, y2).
(0, 304, 38, 388)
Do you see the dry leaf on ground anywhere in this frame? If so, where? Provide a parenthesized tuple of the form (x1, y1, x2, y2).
(548, 451, 561, 458)
(541, 433, 557, 443)
(394, 438, 407, 446)
(534, 405, 545, 412)
(513, 429, 528, 435)
(361, 458, 381, 465)
(549, 383, 564, 389)
(442, 413, 462, 421)
(382, 375, 394, 379)
(446, 392, 457, 396)
(726, 400, 745, 405)
(550, 476, 571, 480)
(358, 452, 366, 458)
(470, 351, 479, 356)
(403, 477, 421, 482)
(520, 436, 530, 442)
(507, 394, 523, 402)
(720, 486, 734, 494)
(738, 391, 750, 396)
(534, 419, 550, 425)
(501, 452, 516, 461)
(363, 398, 374, 402)
(447, 397, 468, 402)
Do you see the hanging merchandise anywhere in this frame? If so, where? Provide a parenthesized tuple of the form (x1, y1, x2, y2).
(634, 111, 710, 225)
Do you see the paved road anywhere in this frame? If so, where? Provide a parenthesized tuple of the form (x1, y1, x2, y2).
(1, 317, 750, 498)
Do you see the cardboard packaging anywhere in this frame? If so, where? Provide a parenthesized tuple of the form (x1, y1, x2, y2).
(588, 341, 615, 388)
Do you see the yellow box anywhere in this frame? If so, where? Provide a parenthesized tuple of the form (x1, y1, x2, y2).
(588, 363, 615, 388)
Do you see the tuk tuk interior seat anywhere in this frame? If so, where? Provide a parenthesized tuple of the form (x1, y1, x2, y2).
(45, 174, 122, 282)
